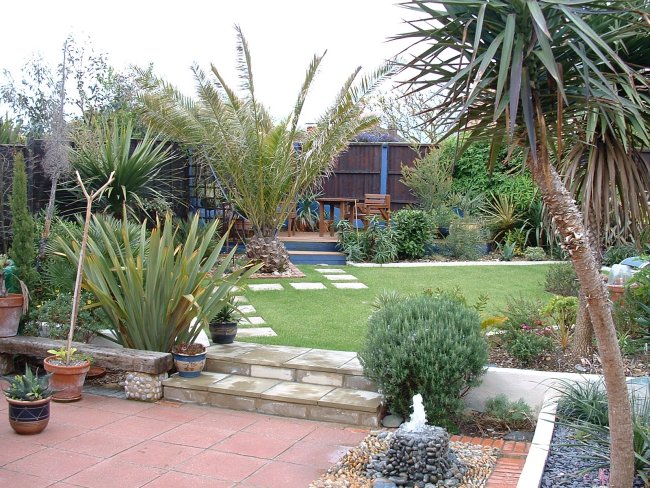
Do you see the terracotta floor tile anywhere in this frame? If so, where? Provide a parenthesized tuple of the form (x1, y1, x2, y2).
(243, 416, 317, 440)
(143, 471, 234, 487)
(55, 430, 143, 458)
(189, 412, 257, 432)
(135, 403, 209, 423)
(4, 447, 99, 481)
(301, 426, 368, 446)
(502, 440, 517, 452)
(276, 441, 351, 468)
(243, 460, 324, 488)
(154, 423, 234, 449)
(0, 467, 51, 487)
(65, 458, 164, 488)
(96, 416, 179, 439)
(52, 405, 126, 429)
(212, 431, 295, 459)
(24, 422, 89, 447)
(113, 439, 203, 469)
(80, 395, 156, 415)
(0, 435, 46, 465)
(175, 450, 267, 482)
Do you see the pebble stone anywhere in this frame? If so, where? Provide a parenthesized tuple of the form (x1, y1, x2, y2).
(309, 431, 497, 488)
(123, 372, 167, 402)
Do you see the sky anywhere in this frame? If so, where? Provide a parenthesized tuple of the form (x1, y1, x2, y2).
(1, 0, 419, 124)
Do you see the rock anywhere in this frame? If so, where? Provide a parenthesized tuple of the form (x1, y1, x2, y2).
(574, 364, 587, 372)
(382, 414, 404, 428)
(373, 478, 398, 488)
(503, 430, 534, 442)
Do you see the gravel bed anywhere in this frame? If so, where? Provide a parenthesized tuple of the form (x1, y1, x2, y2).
(541, 425, 646, 487)
(310, 431, 498, 488)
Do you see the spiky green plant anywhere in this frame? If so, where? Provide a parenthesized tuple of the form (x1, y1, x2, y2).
(56, 213, 259, 352)
(139, 26, 391, 272)
(71, 117, 175, 218)
(3, 366, 53, 401)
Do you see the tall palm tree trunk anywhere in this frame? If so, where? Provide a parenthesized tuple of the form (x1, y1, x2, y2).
(528, 114, 634, 487)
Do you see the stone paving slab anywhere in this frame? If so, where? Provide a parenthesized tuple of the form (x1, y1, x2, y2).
(237, 345, 311, 366)
(247, 283, 284, 291)
(237, 305, 256, 314)
(323, 274, 358, 281)
(236, 327, 277, 338)
(337, 356, 364, 374)
(208, 374, 282, 398)
(286, 349, 357, 372)
(233, 295, 248, 303)
(290, 282, 327, 290)
(260, 382, 335, 405)
(332, 282, 368, 289)
(163, 372, 230, 391)
(239, 316, 266, 325)
(206, 341, 262, 359)
(318, 388, 382, 413)
(315, 268, 346, 274)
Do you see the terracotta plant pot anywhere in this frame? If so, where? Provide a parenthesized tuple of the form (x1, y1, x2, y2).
(172, 351, 207, 378)
(7, 397, 51, 435)
(0, 294, 24, 337)
(210, 321, 238, 344)
(43, 356, 91, 402)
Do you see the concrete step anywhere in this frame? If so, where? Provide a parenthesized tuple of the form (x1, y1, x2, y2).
(283, 241, 340, 252)
(163, 371, 382, 427)
(288, 250, 346, 265)
(204, 343, 377, 392)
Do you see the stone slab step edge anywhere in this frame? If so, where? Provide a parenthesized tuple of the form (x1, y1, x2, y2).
(163, 372, 382, 427)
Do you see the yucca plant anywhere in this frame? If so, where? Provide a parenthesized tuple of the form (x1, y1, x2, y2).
(139, 26, 391, 272)
(397, 1, 650, 483)
(56, 213, 259, 352)
(71, 117, 175, 218)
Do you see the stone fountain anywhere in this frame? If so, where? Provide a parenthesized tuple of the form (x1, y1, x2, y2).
(366, 394, 467, 487)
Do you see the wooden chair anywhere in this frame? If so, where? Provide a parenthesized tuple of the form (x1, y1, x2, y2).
(354, 194, 391, 228)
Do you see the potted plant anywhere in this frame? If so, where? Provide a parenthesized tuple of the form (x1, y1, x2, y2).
(43, 172, 114, 402)
(0, 254, 29, 337)
(3, 366, 54, 435)
(171, 342, 207, 378)
(209, 295, 239, 344)
(43, 347, 92, 402)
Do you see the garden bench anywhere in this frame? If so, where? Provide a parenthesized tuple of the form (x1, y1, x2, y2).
(0, 336, 173, 402)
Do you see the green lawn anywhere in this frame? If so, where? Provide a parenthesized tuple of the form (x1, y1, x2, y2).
(238, 264, 553, 352)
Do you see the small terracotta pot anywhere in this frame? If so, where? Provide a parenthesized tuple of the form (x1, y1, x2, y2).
(43, 356, 91, 402)
(7, 397, 51, 435)
(0, 294, 24, 337)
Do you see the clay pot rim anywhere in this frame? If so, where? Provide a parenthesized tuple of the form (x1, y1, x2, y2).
(44, 356, 91, 370)
(5, 396, 52, 406)
(0, 293, 25, 307)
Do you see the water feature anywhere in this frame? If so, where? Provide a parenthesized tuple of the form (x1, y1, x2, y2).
(367, 394, 467, 487)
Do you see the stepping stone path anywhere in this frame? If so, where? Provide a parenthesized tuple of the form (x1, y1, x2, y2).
(323, 274, 358, 281)
(332, 282, 368, 289)
(237, 304, 256, 314)
(315, 268, 346, 274)
(290, 282, 327, 290)
(236, 327, 277, 338)
(247, 283, 284, 291)
(240, 316, 266, 325)
(233, 295, 248, 303)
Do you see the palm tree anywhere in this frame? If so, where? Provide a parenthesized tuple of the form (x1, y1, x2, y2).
(139, 26, 390, 272)
(397, 1, 650, 486)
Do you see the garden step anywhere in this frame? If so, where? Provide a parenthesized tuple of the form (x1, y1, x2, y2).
(288, 250, 346, 265)
(162, 372, 382, 427)
(204, 343, 377, 392)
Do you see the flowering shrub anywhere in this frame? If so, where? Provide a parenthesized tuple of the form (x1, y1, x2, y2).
(503, 322, 554, 365)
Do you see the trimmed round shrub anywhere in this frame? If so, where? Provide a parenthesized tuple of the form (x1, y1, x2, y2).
(545, 262, 579, 297)
(392, 209, 435, 260)
(359, 295, 488, 426)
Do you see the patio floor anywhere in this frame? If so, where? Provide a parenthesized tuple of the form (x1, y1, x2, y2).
(0, 386, 529, 487)
(0, 389, 369, 487)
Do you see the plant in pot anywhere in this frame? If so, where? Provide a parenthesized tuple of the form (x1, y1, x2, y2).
(171, 342, 207, 377)
(3, 366, 54, 435)
(210, 295, 239, 344)
(0, 254, 29, 337)
(44, 171, 114, 402)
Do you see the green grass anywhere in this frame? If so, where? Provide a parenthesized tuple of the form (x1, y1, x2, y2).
(238, 264, 553, 352)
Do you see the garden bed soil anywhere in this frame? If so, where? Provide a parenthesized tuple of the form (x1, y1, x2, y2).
(488, 344, 650, 377)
